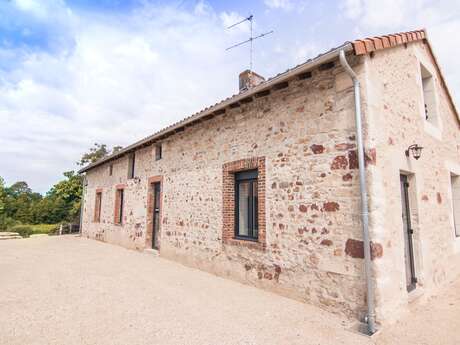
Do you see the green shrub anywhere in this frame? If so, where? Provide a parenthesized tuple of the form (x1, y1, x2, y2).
(10, 225, 34, 238)
(0, 216, 19, 231)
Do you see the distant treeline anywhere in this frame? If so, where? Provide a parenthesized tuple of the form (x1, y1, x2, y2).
(0, 143, 121, 230)
(0, 172, 82, 229)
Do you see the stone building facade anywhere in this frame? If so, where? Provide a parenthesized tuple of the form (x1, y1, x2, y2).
(79, 30, 460, 325)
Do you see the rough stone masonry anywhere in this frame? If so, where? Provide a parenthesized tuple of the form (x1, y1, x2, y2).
(80, 30, 460, 325)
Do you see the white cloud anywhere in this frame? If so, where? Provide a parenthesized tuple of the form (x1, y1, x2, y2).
(193, 0, 213, 16)
(292, 42, 321, 64)
(220, 11, 250, 33)
(343, 0, 362, 19)
(342, 0, 460, 115)
(0, 2, 254, 192)
(13, 0, 70, 21)
(264, 0, 294, 10)
(14, 0, 51, 18)
(2, 0, 459, 193)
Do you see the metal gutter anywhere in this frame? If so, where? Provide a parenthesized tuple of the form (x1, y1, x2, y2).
(339, 49, 376, 335)
(78, 43, 354, 174)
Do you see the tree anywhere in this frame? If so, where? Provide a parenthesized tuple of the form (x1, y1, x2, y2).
(8, 181, 32, 196)
(77, 143, 109, 166)
(112, 145, 123, 153)
(77, 143, 123, 166)
(45, 171, 83, 223)
(1, 143, 120, 229)
(0, 177, 11, 230)
(0, 171, 83, 227)
(31, 194, 68, 224)
(1, 180, 39, 226)
(0, 177, 5, 213)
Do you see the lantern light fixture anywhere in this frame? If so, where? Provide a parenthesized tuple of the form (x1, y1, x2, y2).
(405, 144, 423, 160)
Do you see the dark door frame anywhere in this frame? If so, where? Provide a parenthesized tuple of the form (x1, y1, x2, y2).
(146, 176, 163, 251)
(400, 174, 417, 292)
(152, 182, 161, 250)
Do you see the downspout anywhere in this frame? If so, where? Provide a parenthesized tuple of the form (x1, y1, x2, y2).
(339, 50, 376, 335)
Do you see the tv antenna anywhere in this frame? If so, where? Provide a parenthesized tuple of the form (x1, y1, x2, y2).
(226, 15, 274, 72)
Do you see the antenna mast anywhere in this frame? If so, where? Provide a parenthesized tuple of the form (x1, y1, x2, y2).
(226, 14, 273, 72)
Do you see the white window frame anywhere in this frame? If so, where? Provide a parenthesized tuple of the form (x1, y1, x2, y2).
(450, 173, 460, 237)
(416, 59, 442, 140)
(446, 161, 460, 253)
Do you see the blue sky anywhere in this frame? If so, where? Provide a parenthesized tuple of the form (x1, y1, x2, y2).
(1, 0, 459, 193)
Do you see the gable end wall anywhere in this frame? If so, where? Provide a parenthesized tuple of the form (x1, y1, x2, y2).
(362, 41, 460, 323)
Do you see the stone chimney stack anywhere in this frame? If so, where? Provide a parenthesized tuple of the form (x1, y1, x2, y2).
(239, 70, 265, 92)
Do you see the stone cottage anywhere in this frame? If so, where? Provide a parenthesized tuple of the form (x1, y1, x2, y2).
(79, 29, 460, 333)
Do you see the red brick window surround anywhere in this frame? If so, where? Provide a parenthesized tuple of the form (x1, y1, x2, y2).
(223, 157, 266, 250)
(114, 184, 126, 225)
(93, 188, 102, 222)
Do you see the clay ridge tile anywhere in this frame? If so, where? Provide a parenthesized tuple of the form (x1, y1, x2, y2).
(352, 29, 425, 55)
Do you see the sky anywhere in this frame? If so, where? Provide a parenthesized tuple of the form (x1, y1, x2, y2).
(0, 0, 459, 193)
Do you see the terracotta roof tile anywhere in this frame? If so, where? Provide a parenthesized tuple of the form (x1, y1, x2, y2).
(364, 39, 376, 52)
(381, 36, 391, 48)
(353, 40, 367, 55)
(371, 37, 383, 50)
(399, 33, 407, 43)
(388, 35, 397, 46)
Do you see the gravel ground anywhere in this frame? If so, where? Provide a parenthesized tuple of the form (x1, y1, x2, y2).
(0, 236, 458, 345)
(375, 275, 460, 345)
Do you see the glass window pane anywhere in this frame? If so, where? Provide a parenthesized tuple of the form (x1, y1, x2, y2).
(118, 190, 124, 224)
(238, 181, 250, 236)
(452, 175, 460, 237)
(252, 182, 258, 238)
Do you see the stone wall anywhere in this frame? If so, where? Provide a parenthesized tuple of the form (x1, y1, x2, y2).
(362, 41, 460, 323)
(82, 40, 460, 324)
(81, 55, 372, 318)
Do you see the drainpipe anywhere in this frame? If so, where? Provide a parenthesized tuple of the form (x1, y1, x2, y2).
(339, 50, 376, 335)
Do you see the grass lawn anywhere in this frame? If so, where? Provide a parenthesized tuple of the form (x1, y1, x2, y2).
(1, 224, 59, 237)
(28, 224, 59, 234)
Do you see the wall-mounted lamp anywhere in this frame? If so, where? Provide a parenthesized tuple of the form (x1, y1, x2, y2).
(405, 144, 423, 160)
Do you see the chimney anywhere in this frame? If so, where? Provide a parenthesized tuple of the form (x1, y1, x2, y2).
(239, 70, 265, 92)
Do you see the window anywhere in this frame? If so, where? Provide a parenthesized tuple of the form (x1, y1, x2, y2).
(128, 153, 135, 179)
(114, 188, 124, 225)
(235, 170, 258, 240)
(155, 144, 162, 161)
(109, 164, 113, 176)
(451, 173, 460, 237)
(94, 191, 102, 222)
(222, 157, 266, 248)
(420, 63, 438, 126)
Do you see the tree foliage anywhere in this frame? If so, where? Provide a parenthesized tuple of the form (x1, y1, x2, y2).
(77, 143, 123, 166)
(0, 177, 6, 212)
(0, 143, 119, 230)
(0, 173, 82, 229)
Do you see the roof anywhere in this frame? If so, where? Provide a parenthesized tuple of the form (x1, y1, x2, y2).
(79, 29, 458, 174)
(352, 30, 427, 55)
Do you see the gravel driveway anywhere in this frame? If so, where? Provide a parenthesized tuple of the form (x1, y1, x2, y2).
(0, 236, 459, 345)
